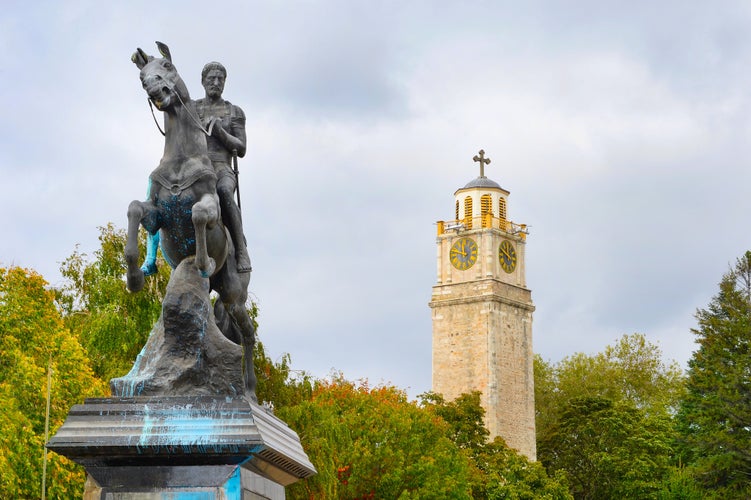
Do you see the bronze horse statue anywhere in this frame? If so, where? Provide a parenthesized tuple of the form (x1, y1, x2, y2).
(124, 42, 256, 401)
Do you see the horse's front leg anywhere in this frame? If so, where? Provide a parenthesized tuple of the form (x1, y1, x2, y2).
(125, 200, 148, 292)
(192, 193, 220, 277)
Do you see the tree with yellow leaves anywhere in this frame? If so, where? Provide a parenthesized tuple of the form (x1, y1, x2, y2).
(0, 266, 107, 498)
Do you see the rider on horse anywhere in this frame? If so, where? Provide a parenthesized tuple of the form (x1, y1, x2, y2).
(141, 61, 251, 275)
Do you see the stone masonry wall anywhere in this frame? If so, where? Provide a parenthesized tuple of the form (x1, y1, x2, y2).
(431, 278, 536, 460)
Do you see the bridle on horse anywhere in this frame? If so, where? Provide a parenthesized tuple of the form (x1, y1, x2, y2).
(147, 87, 215, 137)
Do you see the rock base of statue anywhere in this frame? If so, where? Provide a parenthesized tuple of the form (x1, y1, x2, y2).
(110, 257, 245, 398)
(47, 396, 315, 499)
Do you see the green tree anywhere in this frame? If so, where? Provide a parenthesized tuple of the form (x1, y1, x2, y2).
(0, 266, 107, 498)
(676, 252, 751, 498)
(57, 224, 171, 381)
(422, 391, 570, 500)
(542, 397, 672, 499)
(420, 391, 489, 452)
(536, 334, 683, 499)
(280, 377, 474, 499)
(536, 334, 684, 421)
(480, 438, 571, 500)
(656, 466, 704, 500)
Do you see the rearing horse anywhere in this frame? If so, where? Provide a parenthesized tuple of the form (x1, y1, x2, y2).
(124, 42, 257, 401)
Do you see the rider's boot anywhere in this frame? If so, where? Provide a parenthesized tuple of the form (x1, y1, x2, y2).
(140, 180, 160, 276)
(140, 231, 160, 276)
(222, 197, 252, 274)
(232, 227, 252, 274)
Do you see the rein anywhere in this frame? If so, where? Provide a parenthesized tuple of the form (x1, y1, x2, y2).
(147, 98, 166, 136)
(147, 90, 215, 137)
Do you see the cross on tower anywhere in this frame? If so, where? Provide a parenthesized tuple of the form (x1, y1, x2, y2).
(473, 149, 491, 178)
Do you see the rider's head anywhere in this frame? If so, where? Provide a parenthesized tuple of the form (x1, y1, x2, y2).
(201, 62, 227, 99)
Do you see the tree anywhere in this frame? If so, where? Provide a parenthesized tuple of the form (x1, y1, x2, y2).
(420, 391, 489, 452)
(0, 266, 107, 498)
(537, 334, 684, 419)
(56, 224, 171, 381)
(421, 391, 571, 500)
(535, 333, 684, 444)
(676, 252, 751, 497)
(656, 467, 704, 500)
(480, 438, 571, 500)
(536, 334, 683, 499)
(542, 397, 672, 499)
(280, 377, 474, 499)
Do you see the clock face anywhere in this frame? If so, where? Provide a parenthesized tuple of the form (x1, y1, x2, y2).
(450, 237, 479, 270)
(499, 240, 517, 273)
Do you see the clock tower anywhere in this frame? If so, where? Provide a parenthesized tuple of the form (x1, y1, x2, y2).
(430, 150, 536, 460)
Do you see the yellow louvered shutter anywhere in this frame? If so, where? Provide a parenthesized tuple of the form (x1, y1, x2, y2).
(481, 194, 492, 228)
(464, 196, 473, 229)
(499, 198, 507, 230)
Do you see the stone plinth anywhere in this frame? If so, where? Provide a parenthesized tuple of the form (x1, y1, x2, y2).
(47, 396, 315, 498)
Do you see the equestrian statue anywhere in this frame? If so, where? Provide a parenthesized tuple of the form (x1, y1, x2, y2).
(120, 42, 256, 401)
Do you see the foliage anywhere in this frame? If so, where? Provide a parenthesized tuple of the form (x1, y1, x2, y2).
(542, 396, 672, 499)
(656, 467, 704, 500)
(56, 224, 171, 381)
(536, 333, 684, 422)
(0, 266, 107, 498)
(280, 377, 474, 499)
(480, 438, 571, 500)
(536, 334, 683, 498)
(421, 391, 571, 500)
(535, 333, 684, 444)
(253, 336, 314, 410)
(675, 252, 751, 498)
(420, 391, 489, 452)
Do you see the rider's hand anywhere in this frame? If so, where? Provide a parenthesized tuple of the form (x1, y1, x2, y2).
(208, 116, 225, 136)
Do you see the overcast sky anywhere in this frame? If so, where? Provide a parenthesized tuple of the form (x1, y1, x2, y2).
(3, 1, 751, 398)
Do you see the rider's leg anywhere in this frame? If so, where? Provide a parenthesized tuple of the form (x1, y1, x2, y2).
(141, 231, 160, 276)
(217, 177, 251, 273)
(140, 179, 160, 276)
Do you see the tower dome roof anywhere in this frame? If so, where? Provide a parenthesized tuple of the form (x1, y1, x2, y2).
(462, 176, 502, 189)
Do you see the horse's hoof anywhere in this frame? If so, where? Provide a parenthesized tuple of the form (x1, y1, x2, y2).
(127, 269, 145, 292)
(140, 261, 158, 276)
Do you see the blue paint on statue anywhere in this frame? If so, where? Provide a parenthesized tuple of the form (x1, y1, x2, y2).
(158, 195, 197, 268)
(133, 402, 258, 455)
(164, 492, 215, 499)
(222, 467, 242, 498)
(141, 179, 162, 275)
(119, 338, 154, 398)
(117, 345, 148, 398)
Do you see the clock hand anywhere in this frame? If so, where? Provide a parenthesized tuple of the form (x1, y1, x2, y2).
(451, 241, 467, 257)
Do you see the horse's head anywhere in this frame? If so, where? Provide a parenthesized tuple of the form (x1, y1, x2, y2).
(132, 42, 190, 111)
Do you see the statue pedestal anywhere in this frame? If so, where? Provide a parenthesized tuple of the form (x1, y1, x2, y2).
(47, 396, 315, 499)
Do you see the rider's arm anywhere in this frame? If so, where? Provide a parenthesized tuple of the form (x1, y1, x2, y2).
(214, 105, 246, 158)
